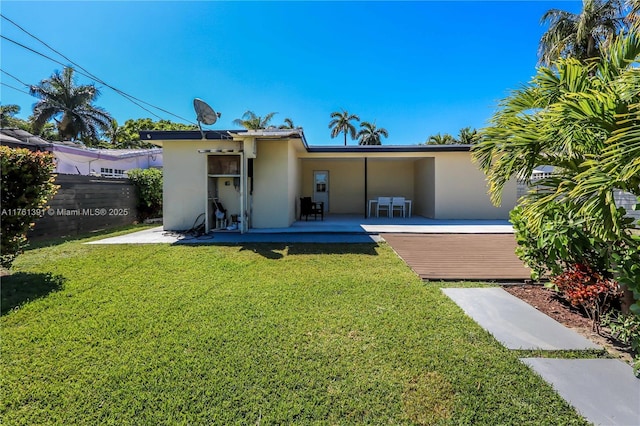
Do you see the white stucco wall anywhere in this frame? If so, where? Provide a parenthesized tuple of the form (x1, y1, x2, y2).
(162, 139, 240, 231)
(251, 139, 292, 228)
(433, 152, 516, 219)
(414, 158, 435, 218)
(367, 159, 414, 201)
(301, 159, 366, 214)
(53, 150, 162, 176)
(287, 140, 301, 224)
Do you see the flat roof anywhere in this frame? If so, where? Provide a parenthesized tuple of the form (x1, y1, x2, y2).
(139, 130, 246, 141)
(306, 145, 471, 153)
(139, 130, 472, 152)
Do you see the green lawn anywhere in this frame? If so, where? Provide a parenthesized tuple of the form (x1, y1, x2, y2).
(1, 231, 588, 425)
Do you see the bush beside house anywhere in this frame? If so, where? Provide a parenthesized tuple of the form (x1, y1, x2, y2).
(127, 168, 162, 221)
(0, 146, 58, 268)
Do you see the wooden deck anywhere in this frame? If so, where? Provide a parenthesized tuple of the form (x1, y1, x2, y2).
(381, 233, 532, 281)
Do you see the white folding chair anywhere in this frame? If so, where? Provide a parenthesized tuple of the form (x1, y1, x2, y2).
(391, 197, 406, 217)
(376, 196, 392, 217)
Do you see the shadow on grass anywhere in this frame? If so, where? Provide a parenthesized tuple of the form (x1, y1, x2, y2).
(25, 224, 157, 251)
(1, 272, 66, 315)
(238, 243, 380, 259)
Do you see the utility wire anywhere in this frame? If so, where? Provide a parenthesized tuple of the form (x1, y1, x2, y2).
(1, 35, 165, 120)
(1, 82, 32, 96)
(1, 68, 30, 87)
(0, 36, 164, 120)
(1, 14, 197, 124)
(1, 14, 188, 121)
(1, 35, 69, 70)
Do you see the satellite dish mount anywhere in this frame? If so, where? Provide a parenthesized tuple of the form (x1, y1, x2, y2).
(193, 98, 221, 139)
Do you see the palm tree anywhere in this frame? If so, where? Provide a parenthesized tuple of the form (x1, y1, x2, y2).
(29, 66, 112, 144)
(474, 30, 640, 312)
(458, 127, 480, 144)
(232, 110, 277, 130)
(104, 119, 123, 146)
(426, 133, 456, 145)
(328, 110, 360, 146)
(0, 104, 31, 131)
(279, 118, 297, 129)
(538, 0, 625, 66)
(357, 121, 388, 145)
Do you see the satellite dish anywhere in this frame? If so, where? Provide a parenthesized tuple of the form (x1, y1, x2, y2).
(193, 98, 221, 138)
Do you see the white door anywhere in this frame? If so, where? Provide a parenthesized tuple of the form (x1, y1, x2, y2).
(313, 170, 329, 212)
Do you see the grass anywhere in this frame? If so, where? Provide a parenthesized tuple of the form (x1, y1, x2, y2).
(1, 232, 590, 425)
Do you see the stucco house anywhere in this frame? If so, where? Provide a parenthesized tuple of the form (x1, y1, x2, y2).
(50, 143, 162, 177)
(0, 128, 163, 177)
(142, 128, 517, 233)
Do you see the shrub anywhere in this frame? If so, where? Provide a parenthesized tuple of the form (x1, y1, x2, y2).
(127, 168, 162, 221)
(602, 311, 640, 377)
(510, 203, 612, 280)
(0, 146, 58, 269)
(551, 263, 621, 332)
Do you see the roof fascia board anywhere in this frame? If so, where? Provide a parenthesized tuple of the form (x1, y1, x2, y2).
(305, 145, 471, 154)
(52, 144, 160, 160)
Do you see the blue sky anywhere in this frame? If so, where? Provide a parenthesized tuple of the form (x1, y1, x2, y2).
(1, 1, 581, 146)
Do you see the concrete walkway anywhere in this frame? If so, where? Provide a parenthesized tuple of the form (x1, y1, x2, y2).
(443, 287, 639, 426)
(442, 288, 600, 350)
(521, 358, 640, 426)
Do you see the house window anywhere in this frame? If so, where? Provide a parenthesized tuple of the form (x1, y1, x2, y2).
(208, 155, 240, 175)
(100, 168, 126, 178)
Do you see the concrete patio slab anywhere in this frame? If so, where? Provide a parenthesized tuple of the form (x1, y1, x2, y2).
(520, 358, 640, 426)
(86, 226, 382, 245)
(442, 287, 602, 350)
(87, 217, 513, 245)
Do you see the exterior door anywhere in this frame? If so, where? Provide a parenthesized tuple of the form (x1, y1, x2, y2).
(313, 170, 329, 212)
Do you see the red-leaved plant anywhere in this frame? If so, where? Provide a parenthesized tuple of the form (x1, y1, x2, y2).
(551, 263, 621, 332)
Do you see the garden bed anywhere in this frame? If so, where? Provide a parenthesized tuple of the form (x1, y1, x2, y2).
(504, 284, 634, 364)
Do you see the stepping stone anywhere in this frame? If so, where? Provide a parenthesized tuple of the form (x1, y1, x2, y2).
(442, 287, 601, 350)
(521, 358, 640, 426)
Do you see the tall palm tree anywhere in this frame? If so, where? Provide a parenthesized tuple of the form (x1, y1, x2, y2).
(357, 121, 388, 145)
(232, 110, 277, 130)
(29, 66, 112, 144)
(104, 119, 122, 146)
(538, 0, 625, 66)
(328, 110, 360, 146)
(474, 29, 640, 235)
(458, 127, 480, 144)
(426, 133, 456, 145)
(474, 31, 640, 312)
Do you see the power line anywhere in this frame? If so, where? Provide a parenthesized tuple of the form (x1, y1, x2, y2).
(1, 35, 69, 70)
(1, 82, 32, 97)
(1, 14, 197, 124)
(1, 34, 166, 121)
(0, 68, 30, 87)
(0, 36, 164, 120)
